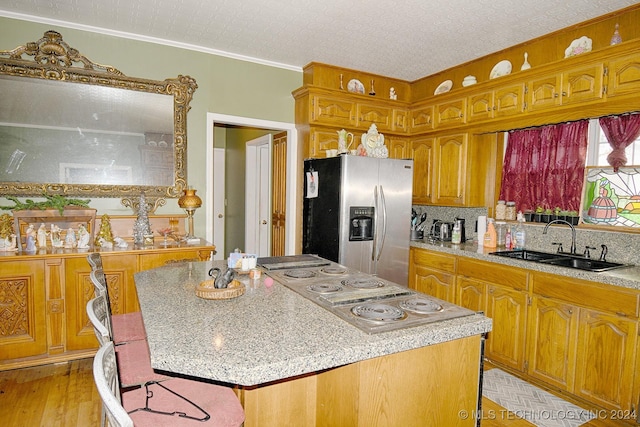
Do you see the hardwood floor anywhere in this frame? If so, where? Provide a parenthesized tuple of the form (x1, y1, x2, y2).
(0, 358, 100, 426)
(0, 359, 635, 426)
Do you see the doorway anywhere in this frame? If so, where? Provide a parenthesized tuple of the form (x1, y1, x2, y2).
(206, 113, 298, 260)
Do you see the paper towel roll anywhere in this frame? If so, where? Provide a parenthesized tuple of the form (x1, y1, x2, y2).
(477, 216, 487, 246)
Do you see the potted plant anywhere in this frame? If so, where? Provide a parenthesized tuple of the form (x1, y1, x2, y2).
(552, 206, 563, 221)
(558, 209, 569, 222)
(566, 210, 580, 225)
(523, 209, 535, 222)
(534, 206, 544, 222)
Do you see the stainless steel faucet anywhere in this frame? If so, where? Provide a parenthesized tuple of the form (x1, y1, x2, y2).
(543, 219, 577, 255)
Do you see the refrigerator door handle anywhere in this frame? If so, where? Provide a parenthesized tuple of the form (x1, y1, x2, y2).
(377, 185, 387, 261)
(371, 185, 378, 261)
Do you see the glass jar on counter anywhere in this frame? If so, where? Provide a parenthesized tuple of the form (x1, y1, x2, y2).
(505, 201, 517, 221)
(495, 200, 506, 220)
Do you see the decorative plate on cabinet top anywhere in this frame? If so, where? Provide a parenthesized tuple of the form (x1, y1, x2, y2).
(434, 80, 452, 95)
(347, 79, 365, 94)
(490, 60, 512, 79)
(564, 36, 592, 58)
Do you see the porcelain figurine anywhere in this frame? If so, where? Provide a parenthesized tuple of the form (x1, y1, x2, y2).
(50, 224, 63, 248)
(37, 223, 48, 248)
(520, 52, 531, 70)
(98, 237, 113, 249)
(25, 226, 37, 252)
(77, 224, 90, 249)
(114, 236, 128, 248)
(64, 227, 76, 248)
(389, 87, 397, 100)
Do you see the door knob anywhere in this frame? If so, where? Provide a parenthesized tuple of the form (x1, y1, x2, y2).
(262, 220, 268, 225)
(218, 214, 223, 218)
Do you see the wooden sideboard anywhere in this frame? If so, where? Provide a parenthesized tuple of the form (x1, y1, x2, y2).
(0, 243, 214, 370)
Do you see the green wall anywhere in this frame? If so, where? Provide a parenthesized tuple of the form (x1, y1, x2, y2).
(0, 16, 302, 239)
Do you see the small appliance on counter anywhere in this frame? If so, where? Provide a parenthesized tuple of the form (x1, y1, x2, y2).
(429, 220, 454, 242)
(453, 217, 466, 243)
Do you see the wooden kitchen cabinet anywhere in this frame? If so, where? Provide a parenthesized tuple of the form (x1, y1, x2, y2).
(410, 136, 434, 204)
(432, 133, 467, 206)
(408, 247, 455, 303)
(309, 93, 357, 127)
(386, 136, 411, 159)
(527, 62, 605, 112)
(526, 296, 579, 391)
(457, 257, 529, 372)
(467, 83, 525, 122)
(0, 260, 47, 360)
(607, 51, 640, 98)
(531, 272, 640, 411)
(0, 243, 214, 370)
(485, 283, 528, 372)
(409, 103, 434, 132)
(434, 96, 466, 129)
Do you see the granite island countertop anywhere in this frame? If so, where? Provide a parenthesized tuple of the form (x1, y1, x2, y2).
(134, 260, 491, 386)
(410, 240, 640, 291)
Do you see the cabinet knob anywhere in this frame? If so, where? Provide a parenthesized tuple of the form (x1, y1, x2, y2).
(562, 91, 567, 96)
(554, 93, 559, 98)
(218, 214, 223, 218)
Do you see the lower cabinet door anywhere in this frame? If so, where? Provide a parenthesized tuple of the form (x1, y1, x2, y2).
(526, 296, 578, 391)
(574, 308, 638, 411)
(485, 284, 527, 372)
(0, 260, 47, 360)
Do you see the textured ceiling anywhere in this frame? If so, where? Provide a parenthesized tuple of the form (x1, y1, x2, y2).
(1, 0, 639, 81)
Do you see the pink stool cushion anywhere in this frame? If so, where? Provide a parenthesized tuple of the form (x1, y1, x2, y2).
(115, 339, 169, 388)
(123, 378, 245, 426)
(112, 311, 147, 344)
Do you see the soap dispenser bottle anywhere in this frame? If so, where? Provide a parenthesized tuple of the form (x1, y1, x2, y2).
(484, 218, 497, 248)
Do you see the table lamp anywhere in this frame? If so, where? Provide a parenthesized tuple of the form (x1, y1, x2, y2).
(178, 187, 202, 243)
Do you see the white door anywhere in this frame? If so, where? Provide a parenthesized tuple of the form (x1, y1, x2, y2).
(245, 135, 272, 256)
(212, 148, 226, 260)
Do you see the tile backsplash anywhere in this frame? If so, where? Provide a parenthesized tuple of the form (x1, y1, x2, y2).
(412, 205, 640, 266)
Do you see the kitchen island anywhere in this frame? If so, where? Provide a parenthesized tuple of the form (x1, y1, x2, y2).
(134, 261, 492, 427)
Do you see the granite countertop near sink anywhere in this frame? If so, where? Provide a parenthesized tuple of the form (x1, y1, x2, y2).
(134, 261, 491, 386)
(411, 240, 640, 291)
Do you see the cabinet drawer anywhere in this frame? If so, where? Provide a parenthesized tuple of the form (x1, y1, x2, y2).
(532, 272, 640, 318)
(458, 258, 528, 291)
(410, 248, 455, 273)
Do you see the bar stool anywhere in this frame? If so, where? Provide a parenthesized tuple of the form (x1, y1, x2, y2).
(87, 294, 168, 388)
(94, 341, 245, 427)
(88, 263, 147, 344)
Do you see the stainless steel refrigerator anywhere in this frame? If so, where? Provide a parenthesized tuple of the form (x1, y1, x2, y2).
(303, 155, 413, 286)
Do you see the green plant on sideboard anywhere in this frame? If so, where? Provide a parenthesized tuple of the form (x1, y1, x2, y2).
(1, 194, 91, 215)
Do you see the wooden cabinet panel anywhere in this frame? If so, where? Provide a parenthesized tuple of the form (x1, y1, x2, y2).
(527, 296, 578, 390)
(433, 133, 467, 205)
(467, 90, 493, 122)
(409, 104, 434, 132)
(527, 74, 562, 112)
(386, 136, 411, 160)
(408, 248, 455, 302)
(64, 254, 137, 352)
(410, 136, 434, 204)
(311, 95, 356, 126)
(356, 102, 392, 131)
(0, 260, 47, 360)
(456, 277, 485, 312)
(308, 128, 340, 158)
(392, 108, 409, 132)
(574, 309, 637, 410)
(485, 284, 528, 372)
(494, 83, 525, 117)
(562, 63, 605, 105)
(607, 52, 640, 98)
(435, 98, 466, 128)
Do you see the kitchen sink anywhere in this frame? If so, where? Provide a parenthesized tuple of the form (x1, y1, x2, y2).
(539, 257, 627, 272)
(489, 250, 629, 272)
(489, 250, 565, 262)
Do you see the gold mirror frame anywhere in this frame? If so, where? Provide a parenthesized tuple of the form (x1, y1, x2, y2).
(0, 30, 197, 199)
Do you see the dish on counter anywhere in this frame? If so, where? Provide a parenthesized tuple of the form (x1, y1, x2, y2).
(347, 79, 365, 94)
(490, 60, 512, 79)
(564, 36, 592, 58)
(434, 80, 452, 95)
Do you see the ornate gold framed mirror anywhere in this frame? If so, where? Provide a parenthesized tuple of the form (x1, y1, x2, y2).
(0, 30, 197, 201)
